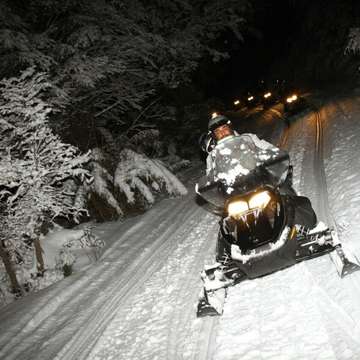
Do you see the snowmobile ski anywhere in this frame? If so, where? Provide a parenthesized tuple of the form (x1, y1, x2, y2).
(325, 229, 360, 277)
(197, 288, 226, 317)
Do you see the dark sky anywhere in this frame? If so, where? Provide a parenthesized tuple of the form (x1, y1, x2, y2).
(200, 1, 299, 99)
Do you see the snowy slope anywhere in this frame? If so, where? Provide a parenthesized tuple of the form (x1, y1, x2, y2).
(1, 94, 360, 360)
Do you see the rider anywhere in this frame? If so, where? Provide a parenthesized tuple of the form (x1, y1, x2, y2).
(202, 114, 281, 177)
(198, 113, 316, 228)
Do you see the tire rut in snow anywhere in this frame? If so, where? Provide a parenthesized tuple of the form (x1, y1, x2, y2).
(298, 102, 360, 358)
(87, 210, 220, 360)
(57, 198, 203, 360)
(313, 109, 333, 224)
(0, 203, 173, 360)
(0, 196, 197, 360)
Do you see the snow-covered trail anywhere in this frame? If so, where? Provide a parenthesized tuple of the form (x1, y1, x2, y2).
(0, 189, 220, 360)
(213, 95, 360, 360)
(1, 94, 360, 360)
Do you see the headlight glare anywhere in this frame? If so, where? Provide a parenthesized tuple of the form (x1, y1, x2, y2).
(228, 200, 249, 217)
(249, 191, 271, 209)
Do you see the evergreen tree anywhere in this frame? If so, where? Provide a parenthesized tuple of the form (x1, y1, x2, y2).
(0, 67, 91, 295)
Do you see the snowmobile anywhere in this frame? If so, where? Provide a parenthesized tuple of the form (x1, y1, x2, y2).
(284, 92, 307, 115)
(261, 90, 278, 109)
(195, 135, 360, 317)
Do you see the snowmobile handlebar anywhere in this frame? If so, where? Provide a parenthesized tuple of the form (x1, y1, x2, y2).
(260, 152, 290, 168)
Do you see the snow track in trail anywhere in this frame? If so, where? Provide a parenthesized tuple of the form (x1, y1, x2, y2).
(59, 201, 202, 360)
(0, 203, 177, 359)
(88, 210, 218, 360)
(214, 98, 360, 359)
(289, 100, 360, 359)
(214, 261, 342, 359)
(0, 192, 220, 360)
(3, 96, 360, 360)
(312, 107, 333, 224)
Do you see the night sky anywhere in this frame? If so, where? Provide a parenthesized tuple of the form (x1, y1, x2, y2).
(199, 0, 359, 100)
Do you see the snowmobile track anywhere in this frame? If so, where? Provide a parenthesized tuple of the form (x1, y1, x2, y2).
(85, 206, 221, 360)
(57, 200, 203, 360)
(0, 198, 200, 360)
(0, 204, 174, 359)
(313, 108, 333, 225)
(164, 213, 218, 360)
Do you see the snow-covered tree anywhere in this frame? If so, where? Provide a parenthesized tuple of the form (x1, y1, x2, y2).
(86, 142, 188, 221)
(114, 149, 187, 208)
(0, 0, 251, 134)
(0, 67, 91, 295)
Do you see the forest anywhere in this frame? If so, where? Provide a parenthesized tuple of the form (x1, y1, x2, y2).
(0, 0, 252, 301)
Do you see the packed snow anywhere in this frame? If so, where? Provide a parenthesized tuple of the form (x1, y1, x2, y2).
(1, 93, 360, 359)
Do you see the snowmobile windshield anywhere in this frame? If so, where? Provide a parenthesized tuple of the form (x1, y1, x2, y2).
(197, 135, 290, 211)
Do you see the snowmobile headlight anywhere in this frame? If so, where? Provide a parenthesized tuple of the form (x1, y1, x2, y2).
(264, 92, 271, 98)
(248, 191, 271, 209)
(234, 100, 240, 105)
(228, 200, 249, 217)
(287, 94, 298, 103)
(247, 96, 254, 101)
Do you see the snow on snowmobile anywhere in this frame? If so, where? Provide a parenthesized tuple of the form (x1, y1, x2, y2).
(195, 135, 360, 317)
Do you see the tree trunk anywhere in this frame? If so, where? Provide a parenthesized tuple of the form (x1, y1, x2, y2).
(0, 241, 22, 295)
(33, 238, 45, 275)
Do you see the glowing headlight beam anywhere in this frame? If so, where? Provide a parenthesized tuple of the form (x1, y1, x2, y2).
(287, 94, 298, 103)
(264, 92, 271, 98)
(234, 100, 240, 105)
(228, 200, 249, 217)
(248, 191, 271, 209)
(247, 96, 254, 101)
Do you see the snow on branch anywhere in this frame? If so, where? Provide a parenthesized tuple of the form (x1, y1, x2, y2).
(114, 149, 187, 207)
(88, 161, 124, 216)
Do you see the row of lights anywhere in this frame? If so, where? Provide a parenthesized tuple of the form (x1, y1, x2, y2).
(234, 92, 298, 105)
(212, 93, 299, 118)
(240, 92, 272, 104)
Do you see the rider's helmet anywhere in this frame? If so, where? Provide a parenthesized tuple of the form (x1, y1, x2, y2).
(208, 114, 234, 142)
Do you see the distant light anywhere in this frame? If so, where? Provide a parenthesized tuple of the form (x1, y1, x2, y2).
(287, 94, 298, 103)
(234, 100, 240, 105)
(247, 96, 254, 101)
(264, 92, 272, 98)
(212, 112, 218, 119)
